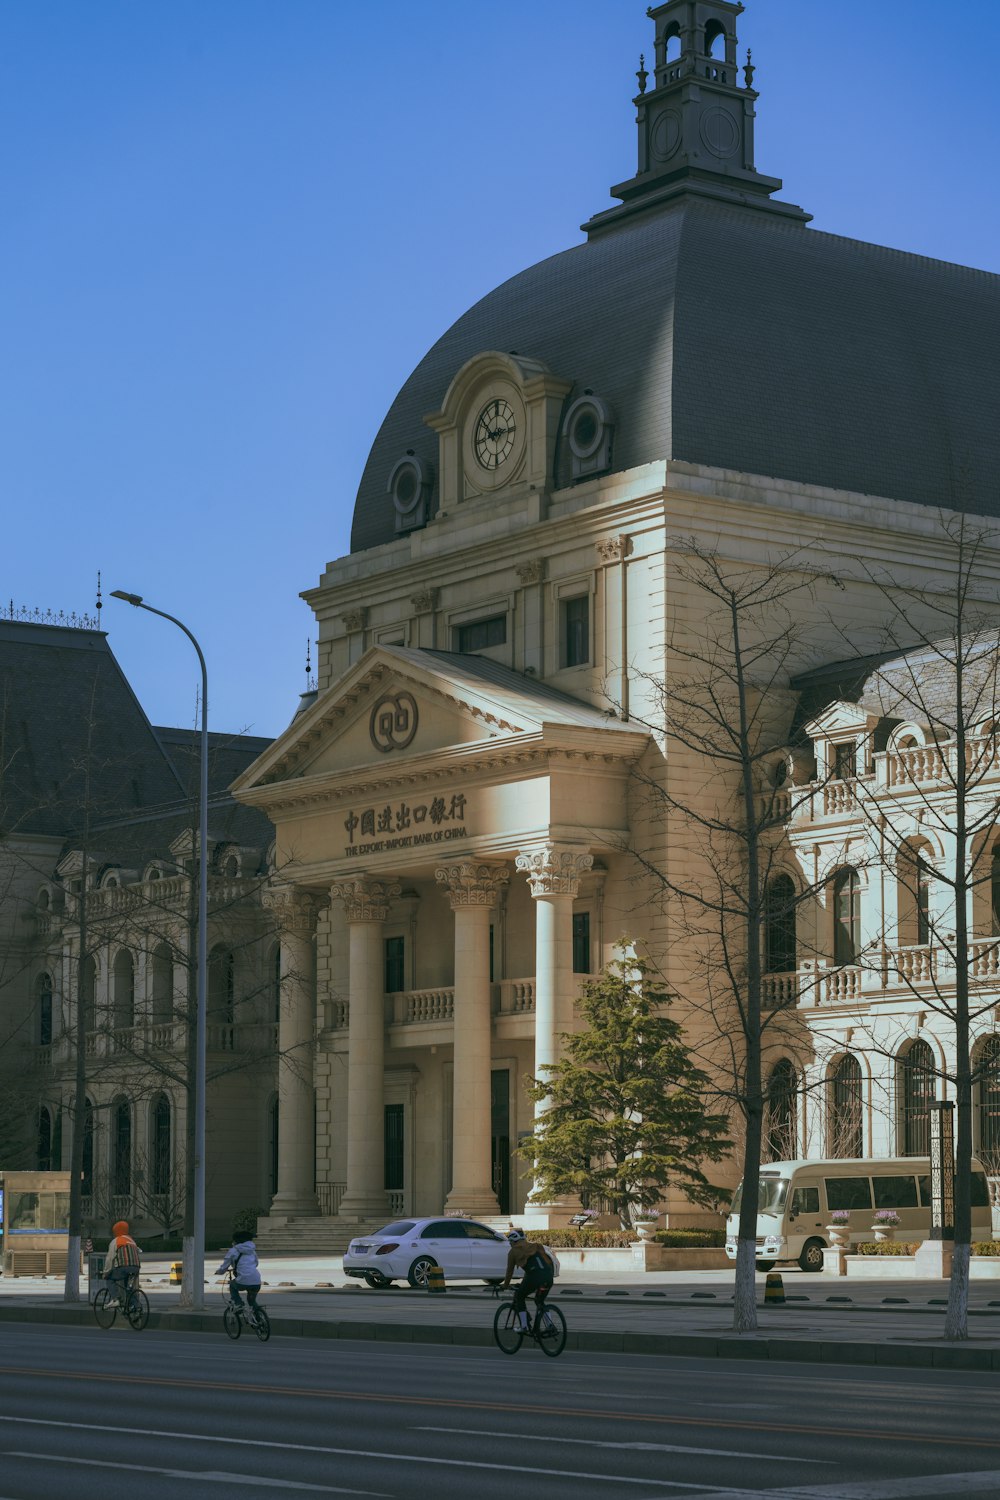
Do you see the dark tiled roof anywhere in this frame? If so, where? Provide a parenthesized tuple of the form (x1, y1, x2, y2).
(153, 726, 274, 797)
(351, 198, 1000, 553)
(0, 622, 184, 837)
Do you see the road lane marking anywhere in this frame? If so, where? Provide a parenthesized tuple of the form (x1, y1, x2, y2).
(6, 1455, 377, 1493)
(676, 1470, 1000, 1499)
(415, 1426, 832, 1464)
(0, 1365, 998, 1452)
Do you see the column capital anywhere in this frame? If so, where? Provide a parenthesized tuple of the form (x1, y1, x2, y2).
(330, 876, 401, 923)
(435, 861, 510, 909)
(516, 845, 594, 899)
(262, 884, 328, 935)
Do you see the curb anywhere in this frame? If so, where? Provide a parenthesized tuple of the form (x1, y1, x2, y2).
(2, 1302, 999, 1372)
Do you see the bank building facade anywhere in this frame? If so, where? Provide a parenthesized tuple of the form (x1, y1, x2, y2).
(235, 0, 1000, 1244)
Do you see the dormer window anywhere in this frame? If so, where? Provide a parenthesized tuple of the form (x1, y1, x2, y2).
(456, 615, 506, 653)
(833, 743, 857, 780)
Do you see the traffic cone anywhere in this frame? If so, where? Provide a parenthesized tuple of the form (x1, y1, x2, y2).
(764, 1271, 785, 1305)
(170, 1261, 183, 1285)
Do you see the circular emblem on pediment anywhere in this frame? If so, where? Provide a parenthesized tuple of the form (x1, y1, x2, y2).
(700, 106, 740, 159)
(650, 109, 682, 162)
(370, 692, 419, 753)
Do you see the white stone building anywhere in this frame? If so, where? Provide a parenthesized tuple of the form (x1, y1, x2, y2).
(231, 0, 1000, 1241)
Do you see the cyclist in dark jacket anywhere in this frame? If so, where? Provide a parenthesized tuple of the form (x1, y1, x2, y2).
(501, 1229, 554, 1330)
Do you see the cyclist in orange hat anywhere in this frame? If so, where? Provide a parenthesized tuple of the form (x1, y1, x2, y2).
(103, 1219, 141, 1307)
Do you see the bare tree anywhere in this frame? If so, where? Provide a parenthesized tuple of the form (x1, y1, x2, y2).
(829, 512, 1000, 1339)
(621, 540, 841, 1332)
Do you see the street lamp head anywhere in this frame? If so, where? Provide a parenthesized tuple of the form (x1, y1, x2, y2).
(109, 590, 144, 606)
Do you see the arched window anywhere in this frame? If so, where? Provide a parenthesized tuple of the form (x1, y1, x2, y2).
(976, 1036, 1000, 1168)
(991, 843, 1000, 937)
(37, 972, 53, 1047)
(764, 875, 797, 973)
(665, 26, 681, 62)
(705, 19, 726, 57)
(150, 1094, 171, 1197)
(898, 1040, 935, 1155)
(832, 868, 861, 964)
(764, 1060, 797, 1161)
(111, 1096, 131, 1198)
(151, 943, 173, 1026)
(37, 1106, 52, 1171)
(113, 949, 135, 1030)
(82, 1098, 94, 1197)
(898, 841, 933, 947)
(828, 1054, 863, 1158)
(80, 955, 96, 1034)
(267, 1094, 279, 1199)
(209, 947, 236, 1023)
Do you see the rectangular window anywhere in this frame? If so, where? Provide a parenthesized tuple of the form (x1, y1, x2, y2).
(824, 1176, 873, 1211)
(872, 1175, 919, 1209)
(572, 912, 591, 974)
(789, 1186, 820, 1216)
(834, 743, 857, 780)
(384, 936, 405, 995)
(456, 615, 506, 653)
(561, 595, 590, 668)
(8, 1191, 71, 1233)
(384, 1103, 404, 1192)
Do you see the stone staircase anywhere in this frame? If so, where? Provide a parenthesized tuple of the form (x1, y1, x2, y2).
(254, 1215, 382, 1255)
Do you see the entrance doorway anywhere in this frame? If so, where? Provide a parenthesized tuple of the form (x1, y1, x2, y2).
(491, 1069, 511, 1214)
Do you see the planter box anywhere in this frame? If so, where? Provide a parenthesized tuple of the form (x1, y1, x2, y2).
(549, 1244, 728, 1274)
(843, 1254, 1000, 1279)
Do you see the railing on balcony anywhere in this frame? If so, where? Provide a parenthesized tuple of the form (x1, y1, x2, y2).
(149, 1022, 179, 1049)
(397, 987, 454, 1025)
(111, 1027, 136, 1055)
(388, 1190, 405, 1216)
(884, 743, 946, 788)
(495, 978, 535, 1015)
(971, 939, 1000, 981)
(822, 780, 856, 816)
(797, 965, 862, 1005)
(329, 1000, 350, 1031)
(317, 1182, 345, 1216)
(34, 1044, 52, 1069)
(761, 973, 798, 1010)
(888, 944, 937, 986)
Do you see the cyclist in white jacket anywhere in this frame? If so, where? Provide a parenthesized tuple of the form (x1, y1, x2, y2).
(215, 1233, 262, 1318)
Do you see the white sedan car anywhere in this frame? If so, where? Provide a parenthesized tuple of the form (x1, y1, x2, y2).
(344, 1217, 551, 1289)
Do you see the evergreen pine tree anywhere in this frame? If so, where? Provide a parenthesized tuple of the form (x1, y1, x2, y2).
(523, 954, 730, 1229)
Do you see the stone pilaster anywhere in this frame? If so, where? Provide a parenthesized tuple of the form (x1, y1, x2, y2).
(435, 862, 510, 1216)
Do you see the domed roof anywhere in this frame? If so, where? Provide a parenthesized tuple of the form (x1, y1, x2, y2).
(350, 195, 1000, 555)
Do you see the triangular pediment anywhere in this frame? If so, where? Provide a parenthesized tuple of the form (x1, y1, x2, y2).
(233, 645, 644, 796)
(802, 700, 879, 740)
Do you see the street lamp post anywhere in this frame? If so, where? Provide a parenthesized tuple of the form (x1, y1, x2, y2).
(110, 590, 208, 1309)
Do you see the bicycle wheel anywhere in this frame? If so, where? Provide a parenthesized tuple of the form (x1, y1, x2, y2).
(251, 1306, 271, 1343)
(93, 1288, 117, 1329)
(492, 1301, 524, 1355)
(126, 1289, 150, 1330)
(536, 1304, 566, 1357)
(223, 1305, 242, 1340)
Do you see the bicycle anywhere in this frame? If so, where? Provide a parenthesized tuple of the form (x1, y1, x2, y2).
(221, 1271, 271, 1342)
(492, 1290, 566, 1357)
(93, 1273, 149, 1332)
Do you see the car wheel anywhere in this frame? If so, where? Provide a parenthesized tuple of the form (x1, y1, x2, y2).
(798, 1238, 825, 1273)
(407, 1255, 437, 1290)
(755, 1260, 775, 1273)
(364, 1271, 391, 1289)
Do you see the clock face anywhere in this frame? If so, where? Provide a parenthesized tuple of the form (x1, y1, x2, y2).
(474, 398, 516, 471)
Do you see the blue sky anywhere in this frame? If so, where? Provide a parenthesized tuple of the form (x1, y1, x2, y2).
(3, 0, 999, 739)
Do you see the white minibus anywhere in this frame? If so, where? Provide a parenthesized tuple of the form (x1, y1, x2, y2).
(724, 1157, 994, 1272)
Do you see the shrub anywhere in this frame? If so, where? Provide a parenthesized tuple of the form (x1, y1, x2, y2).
(853, 1241, 920, 1256)
(534, 1227, 726, 1249)
(972, 1240, 1000, 1256)
(231, 1207, 261, 1240)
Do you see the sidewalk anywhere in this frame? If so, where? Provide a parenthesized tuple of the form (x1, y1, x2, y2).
(5, 1260, 1000, 1371)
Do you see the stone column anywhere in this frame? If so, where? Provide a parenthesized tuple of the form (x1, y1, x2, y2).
(331, 876, 400, 1220)
(436, 861, 510, 1217)
(516, 845, 594, 1219)
(263, 886, 328, 1218)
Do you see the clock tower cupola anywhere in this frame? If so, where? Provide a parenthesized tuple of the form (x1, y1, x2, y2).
(584, 0, 810, 236)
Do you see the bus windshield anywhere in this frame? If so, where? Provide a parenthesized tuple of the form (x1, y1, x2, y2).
(730, 1175, 788, 1215)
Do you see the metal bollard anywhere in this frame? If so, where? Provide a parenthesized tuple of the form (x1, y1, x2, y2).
(764, 1271, 785, 1305)
(426, 1265, 446, 1294)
